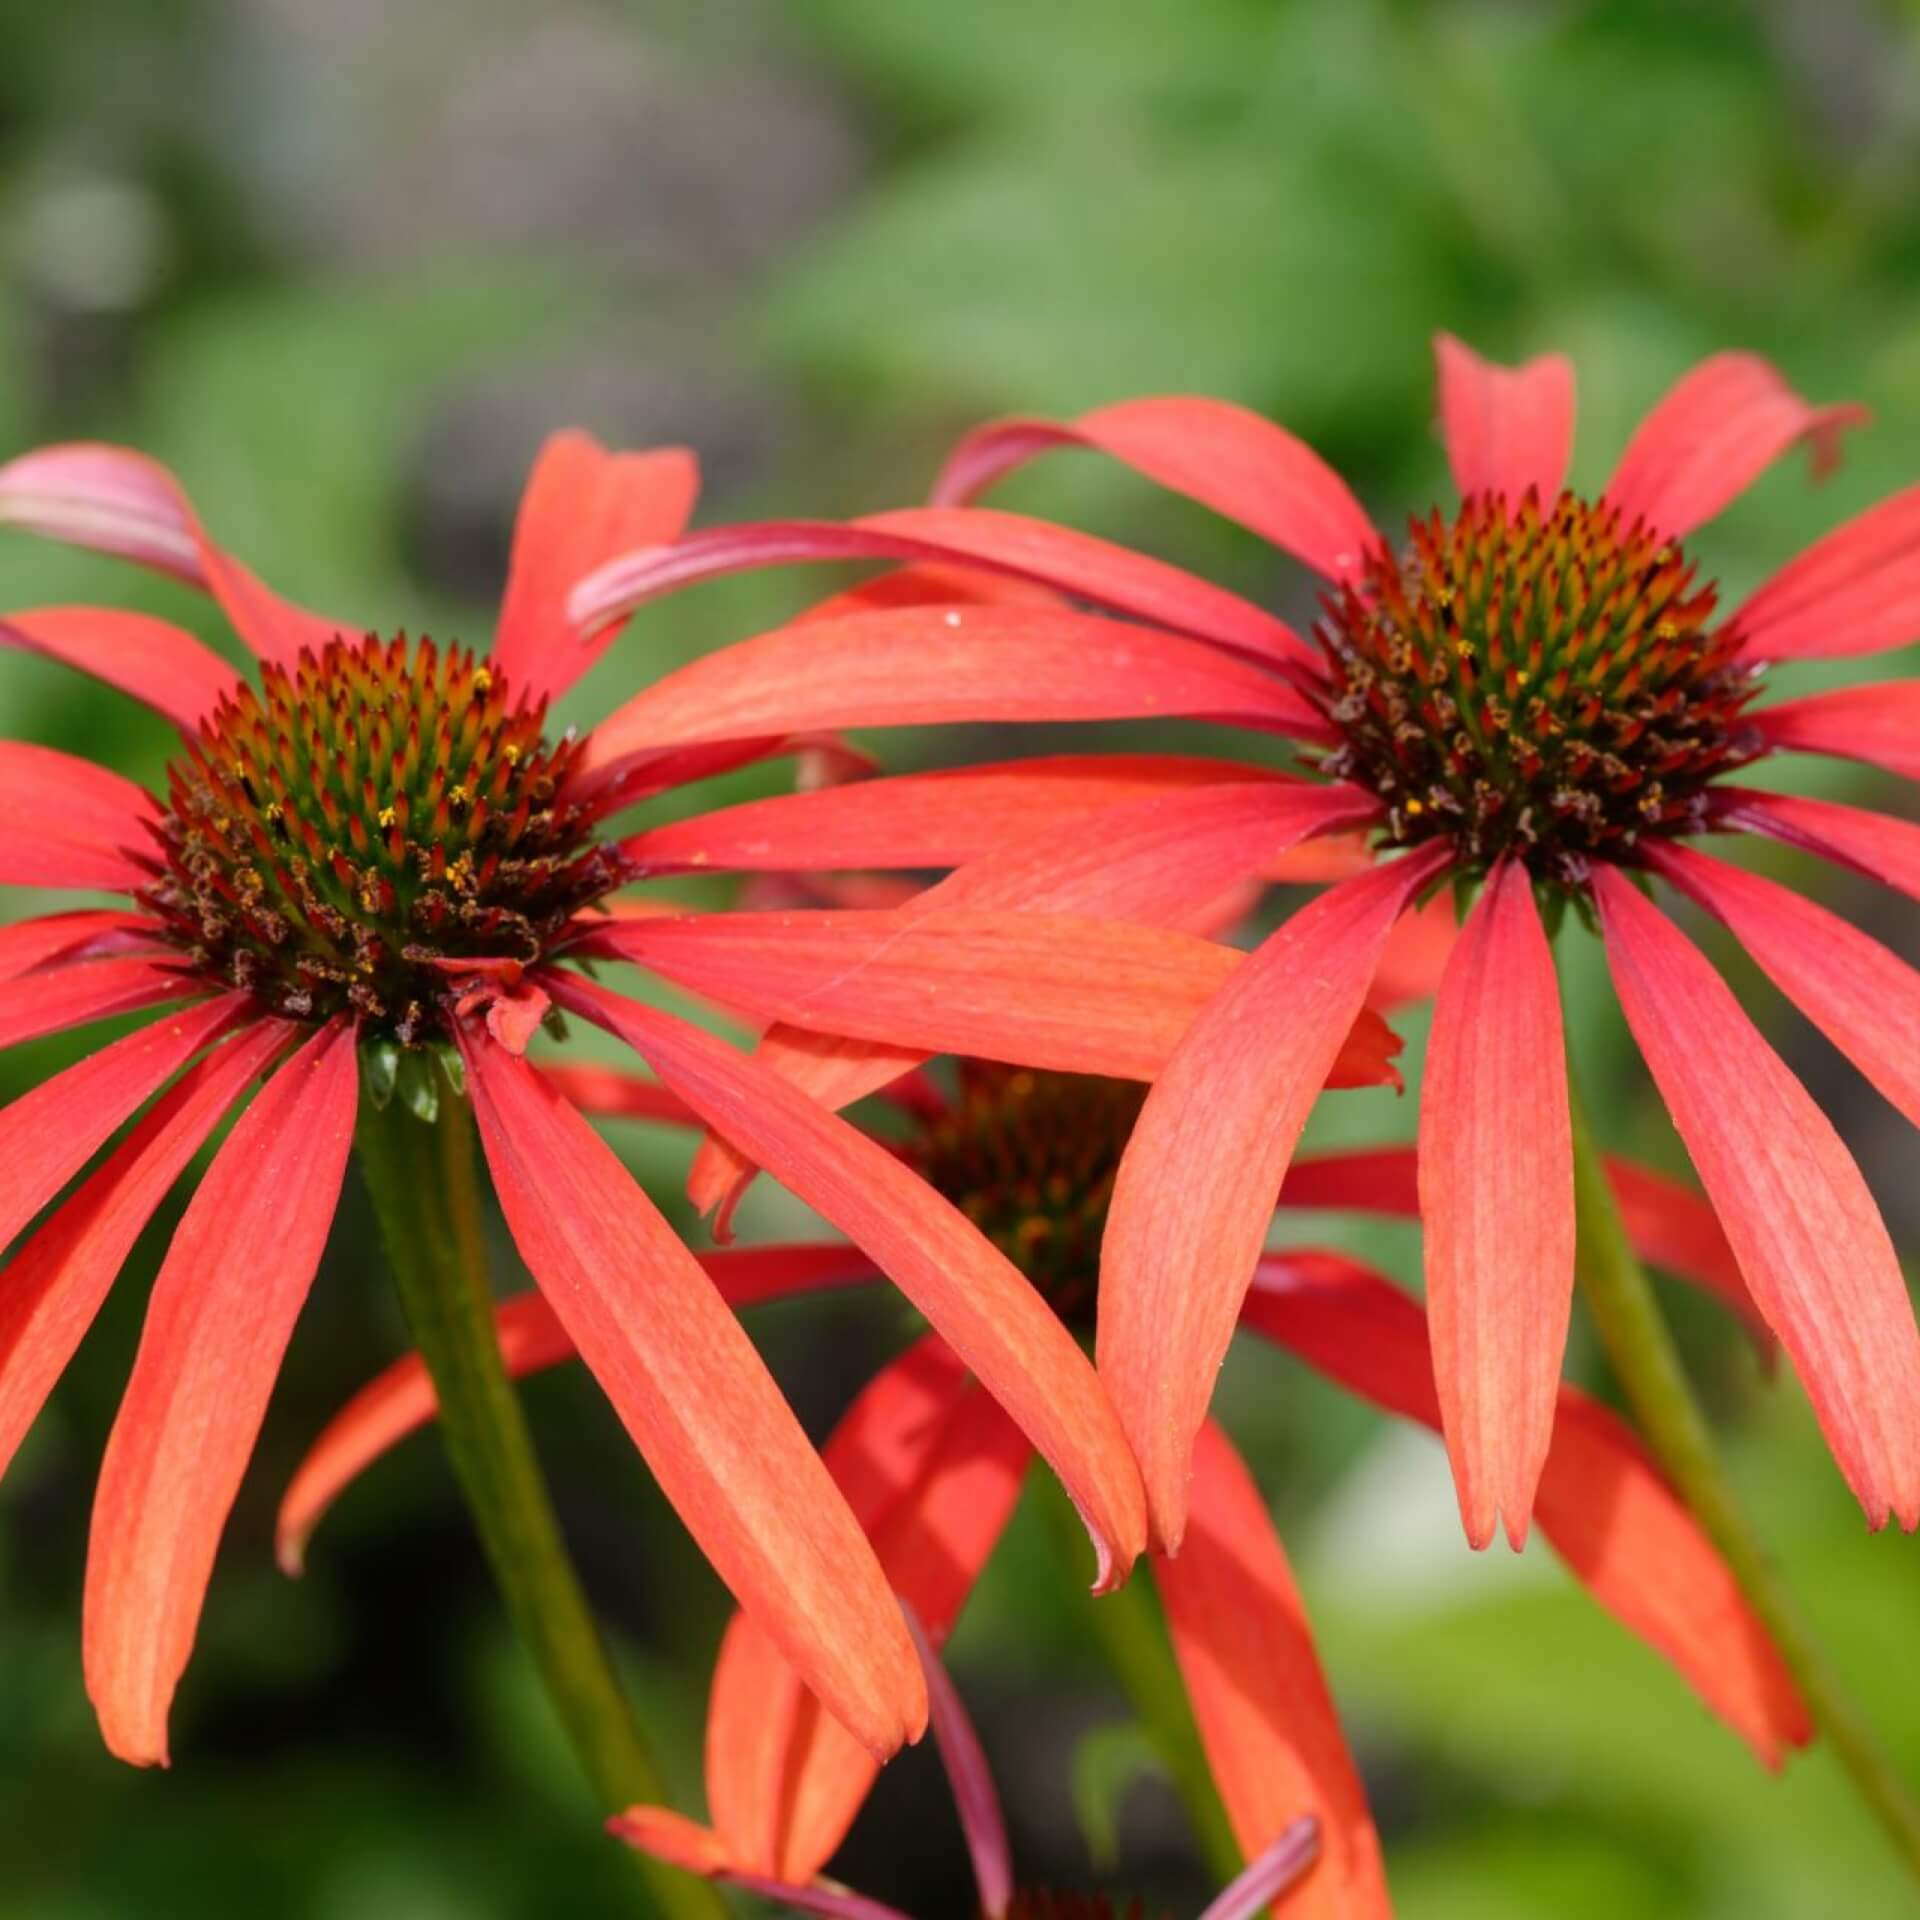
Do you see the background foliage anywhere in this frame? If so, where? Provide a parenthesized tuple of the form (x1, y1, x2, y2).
(2, 1, 1918, 1913)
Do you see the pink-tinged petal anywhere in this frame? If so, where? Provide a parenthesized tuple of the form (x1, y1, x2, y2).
(905, 1609, 1013, 1920)
(0, 1021, 290, 1486)
(0, 741, 159, 892)
(83, 1020, 356, 1764)
(571, 511, 1311, 669)
(621, 756, 1295, 877)
(1734, 485, 1920, 663)
(932, 399, 1380, 584)
(1243, 1255, 1810, 1763)
(1751, 683, 1920, 781)
(494, 434, 699, 704)
(1650, 840, 1920, 1131)
(1158, 1423, 1389, 1920)
(458, 1034, 926, 1759)
(548, 978, 1146, 1591)
(0, 993, 248, 1258)
(1433, 334, 1575, 506)
(1593, 865, 1920, 1529)
(0, 956, 197, 1052)
(585, 605, 1323, 774)
(1276, 1145, 1766, 1352)
(0, 443, 346, 670)
(788, 560, 1069, 624)
(1199, 1821, 1324, 1920)
(0, 608, 240, 730)
(1714, 787, 1920, 904)
(534, 1062, 699, 1127)
(0, 910, 160, 982)
(1419, 859, 1572, 1549)
(1603, 355, 1864, 543)
(709, 1340, 1029, 1884)
(1099, 846, 1448, 1551)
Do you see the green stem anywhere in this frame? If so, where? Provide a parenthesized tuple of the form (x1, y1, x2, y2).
(1033, 1470, 1242, 1885)
(355, 1077, 726, 1920)
(1568, 1076, 1920, 1879)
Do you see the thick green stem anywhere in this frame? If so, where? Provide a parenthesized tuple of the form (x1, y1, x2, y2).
(1033, 1470, 1242, 1884)
(355, 1079, 725, 1920)
(1568, 1078, 1920, 1878)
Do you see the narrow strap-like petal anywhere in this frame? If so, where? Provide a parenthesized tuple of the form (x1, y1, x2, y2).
(1418, 859, 1572, 1549)
(82, 1020, 356, 1764)
(1243, 1254, 1810, 1762)
(0, 608, 239, 729)
(932, 398, 1380, 584)
(1157, 1423, 1389, 1920)
(621, 756, 1295, 876)
(0, 442, 349, 669)
(549, 977, 1146, 1592)
(1734, 484, 1920, 662)
(905, 1608, 1013, 1920)
(569, 510, 1311, 669)
(1098, 845, 1448, 1551)
(1715, 787, 1920, 904)
(493, 433, 698, 704)
(276, 1245, 882, 1574)
(0, 955, 197, 1052)
(1650, 841, 1920, 1131)
(459, 1033, 926, 1758)
(0, 993, 248, 1257)
(585, 604, 1323, 773)
(0, 1021, 290, 1486)
(1594, 865, 1920, 1529)
(1603, 355, 1864, 544)
(0, 740, 159, 892)
(0, 910, 159, 982)
(709, 1340, 1028, 1884)
(1198, 1820, 1324, 1920)
(1433, 334, 1575, 506)
(1750, 683, 1920, 781)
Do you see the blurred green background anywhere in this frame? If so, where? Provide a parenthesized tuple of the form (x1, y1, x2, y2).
(3, 0, 1920, 1913)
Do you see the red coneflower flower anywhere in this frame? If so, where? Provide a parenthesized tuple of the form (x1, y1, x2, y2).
(0, 436, 1279, 1764)
(567, 339, 1920, 1557)
(281, 1061, 1810, 1915)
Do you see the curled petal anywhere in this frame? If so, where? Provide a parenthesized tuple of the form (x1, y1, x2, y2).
(1751, 683, 1920, 781)
(932, 398, 1380, 583)
(1604, 355, 1864, 543)
(0, 608, 239, 730)
(1434, 334, 1575, 506)
(1594, 866, 1920, 1529)
(1736, 484, 1920, 663)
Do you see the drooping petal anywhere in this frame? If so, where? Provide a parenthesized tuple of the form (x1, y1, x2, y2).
(1734, 485, 1920, 663)
(1243, 1254, 1810, 1763)
(458, 1033, 926, 1758)
(1715, 787, 1920, 904)
(0, 956, 197, 1052)
(0, 1021, 291, 1485)
(1098, 845, 1449, 1551)
(1603, 355, 1864, 544)
(0, 741, 159, 892)
(585, 604, 1323, 774)
(493, 433, 699, 704)
(0, 910, 159, 982)
(276, 1244, 883, 1574)
(932, 399, 1380, 584)
(0, 608, 240, 729)
(547, 977, 1146, 1591)
(620, 756, 1294, 876)
(535, 1061, 699, 1127)
(82, 1020, 356, 1764)
(1593, 865, 1920, 1529)
(0, 442, 349, 670)
(569, 511, 1311, 668)
(0, 993, 248, 1258)
(1157, 1422, 1389, 1920)
(708, 1340, 1028, 1884)
(1418, 858, 1572, 1549)
(1750, 683, 1920, 781)
(1433, 334, 1575, 506)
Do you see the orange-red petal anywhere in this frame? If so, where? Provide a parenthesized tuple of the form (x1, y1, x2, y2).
(1751, 682, 1920, 782)
(0, 607, 240, 728)
(1735, 484, 1920, 663)
(1433, 335, 1575, 507)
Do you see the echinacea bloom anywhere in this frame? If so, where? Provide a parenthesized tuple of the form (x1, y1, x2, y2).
(568, 339, 1920, 1554)
(618, 1611, 1328, 1920)
(282, 1061, 1810, 1916)
(0, 436, 1286, 1764)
